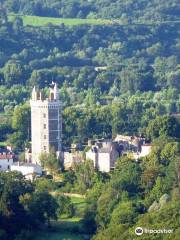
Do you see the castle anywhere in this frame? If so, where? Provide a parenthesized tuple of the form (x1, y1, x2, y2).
(30, 82, 62, 164)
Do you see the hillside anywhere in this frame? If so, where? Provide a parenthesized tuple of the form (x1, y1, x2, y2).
(0, 13, 180, 145)
(0, 2, 180, 240)
(1, 0, 180, 22)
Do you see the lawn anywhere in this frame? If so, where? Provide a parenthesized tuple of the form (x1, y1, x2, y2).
(0, 142, 7, 147)
(8, 14, 180, 27)
(43, 193, 88, 239)
(8, 14, 114, 26)
(70, 196, 86, 217)
(52, 192, 87, 218)
(34, 218, 90, 240)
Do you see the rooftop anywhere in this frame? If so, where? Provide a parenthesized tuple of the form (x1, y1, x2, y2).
(0, 154, 14, 159)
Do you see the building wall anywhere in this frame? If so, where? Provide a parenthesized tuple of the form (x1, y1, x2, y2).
(64, 152, 83, 169)
(31, 101, 49, 163)
(98, 153, 110, 172)
(133, 145, 152, 159)
(86, 148, 119, 172)
(0, 158, 13, 171)
(11, 164, 42, 176)
(30, 85, 62, 164)
(48, 106, 62, 152)
(140, 145, 152, 157)
(86, 151, 98, 168)
(110, 150, 119, 169)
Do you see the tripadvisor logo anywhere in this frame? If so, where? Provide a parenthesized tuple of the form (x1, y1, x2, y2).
(135, 227, 173, 236)
(135, 227, 143, 236)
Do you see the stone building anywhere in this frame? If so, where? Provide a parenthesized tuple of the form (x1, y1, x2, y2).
(114, 134, 145, 152)
(0, 149, 15, 171)
(11, 162, 42, 181)
(133, 144, 152, 160)
(30, 82, 62, 164)
(63, 151, 84, 170)
(86, 140, 120, 172)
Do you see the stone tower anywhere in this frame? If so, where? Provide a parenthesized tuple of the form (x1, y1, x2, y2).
(30, 82, 62, 164)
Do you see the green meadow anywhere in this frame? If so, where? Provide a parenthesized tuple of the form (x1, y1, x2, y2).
(9, 14, 115, 26)
(8, 14, 180, 27)
(33, 194, 89, 240)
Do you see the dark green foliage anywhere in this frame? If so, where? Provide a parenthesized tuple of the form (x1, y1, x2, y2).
(0, 2, 179, 240)
(145, 115, 180, 140)
(1, 0, 180, 22)
(0, 122, 12, 141)
(0, 172, 58, 239)
(39, 147, 60, 177)
(92, 140, 180, 239)
(0, 14, 179, 113)
(73, 159, 95, 193)
(56, 194, 74, 217)
(6, 103, 30, 150)
(0, 9, 179, 148)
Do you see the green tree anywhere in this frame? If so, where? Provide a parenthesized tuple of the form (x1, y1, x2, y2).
(0, 172, 34, 236)
(23, 191, 58, 227)
(56, 194, 74, 217)
(111, 201, 139, 225)
(73, 159, 95, 193)
(39, 147, 59, 177)
(12, 103, 31, 138)
(146, 115, 180, 140)
(3, 61, 25, 86)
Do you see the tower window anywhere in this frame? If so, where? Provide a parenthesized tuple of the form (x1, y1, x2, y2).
(44, 124, 46, 129)
(43, 113, 46, 118)
(50, 93, 54, 100)
(44, 135, 47, 140)
(44, 146, 47, 150)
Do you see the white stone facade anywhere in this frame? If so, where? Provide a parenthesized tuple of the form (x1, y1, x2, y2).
(11, 163, 42, 180)
(64, 151, 84, 170)
(86, 141, 120, 172)
(133, 144, 152, 159)
(30, 83, 62, 164)
(0, 154, 14, 171)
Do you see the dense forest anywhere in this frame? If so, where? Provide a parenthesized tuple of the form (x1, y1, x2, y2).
(0, 0, 180, 22)
(0, 5, 179, 148)
(0, 137, 180, 240)
(0, 1, 180, 239)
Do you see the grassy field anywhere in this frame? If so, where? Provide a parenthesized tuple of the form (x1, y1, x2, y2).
(8, 14, 180, 27)
(51, 191, 87, 218)
(9, 14, 114, 26)
(0, 142, 6, 147)
(34, 193, 89, 240)
(34, 217, 89, 240)
(71, 196, 86, 217)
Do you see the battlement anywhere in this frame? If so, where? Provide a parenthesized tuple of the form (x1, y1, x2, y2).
(31, 82, 59, 102)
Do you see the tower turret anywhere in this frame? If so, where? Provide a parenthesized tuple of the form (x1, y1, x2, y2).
(32, 86, 37, 101)
(49, 82, 59, 101)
